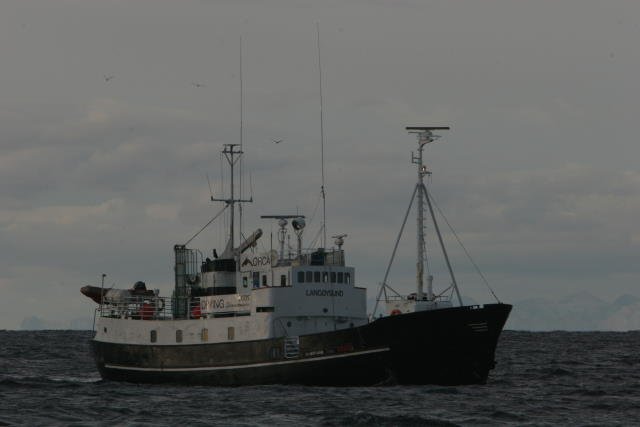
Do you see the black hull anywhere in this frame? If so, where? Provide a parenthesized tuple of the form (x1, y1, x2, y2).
(92, 303, 511, 386)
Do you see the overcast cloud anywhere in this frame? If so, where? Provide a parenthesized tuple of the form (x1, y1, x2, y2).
(1, 0, 639, 329)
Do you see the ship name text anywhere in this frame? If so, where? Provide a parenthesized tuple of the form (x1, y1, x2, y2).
(305, 289, 344, 297)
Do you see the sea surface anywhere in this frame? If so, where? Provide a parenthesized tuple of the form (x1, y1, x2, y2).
(0, 330, 639, 426)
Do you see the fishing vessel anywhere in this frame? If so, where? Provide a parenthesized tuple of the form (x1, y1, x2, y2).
(84, 127, 511, 386)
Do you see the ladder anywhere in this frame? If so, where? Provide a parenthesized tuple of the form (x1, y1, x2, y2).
(284, 336, 300, 359)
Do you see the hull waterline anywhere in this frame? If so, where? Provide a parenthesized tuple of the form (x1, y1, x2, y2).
(92, 303, 511, 386)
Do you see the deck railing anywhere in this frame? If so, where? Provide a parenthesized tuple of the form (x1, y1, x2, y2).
(97, 297, 204, 321)
(96, 296, 254, 321)
(384, 294, 451, 303)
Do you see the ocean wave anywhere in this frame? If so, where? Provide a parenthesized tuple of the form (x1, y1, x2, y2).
(321, 412, 460, 427)
(1, 330, 640, 426)
(0, 374, 99, 389)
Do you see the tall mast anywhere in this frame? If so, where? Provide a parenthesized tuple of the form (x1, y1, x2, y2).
(407, 126, 462, 306)
(414, 136, 427, 300)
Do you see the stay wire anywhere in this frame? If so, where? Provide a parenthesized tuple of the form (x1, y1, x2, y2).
(426, 188, 501, 303)
(184, 204, 229, 247)
(308, 189, 322, 226)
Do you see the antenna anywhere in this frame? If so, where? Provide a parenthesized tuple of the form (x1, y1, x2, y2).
(317, 22, 327, 249)
(239, 36, 245, 242)
(261, 215, 306, 262)
(206, 173, 214, 201)
(249, 172, 254, 201)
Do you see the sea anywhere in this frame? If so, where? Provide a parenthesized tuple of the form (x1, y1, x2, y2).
(0, 330, 639, 426)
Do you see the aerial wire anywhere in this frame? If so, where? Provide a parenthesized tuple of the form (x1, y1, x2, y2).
(239, 36, 245, 242)
(316, 22, 327, 249)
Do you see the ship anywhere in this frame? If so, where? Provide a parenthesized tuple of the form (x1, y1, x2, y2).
(84, 127, 511, 386)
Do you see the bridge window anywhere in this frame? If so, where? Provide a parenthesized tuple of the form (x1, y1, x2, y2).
(323, 272, 329, 283)
(330, 272, 337, 283)
(150, 330, 157, 343)
(242, 277, 248, 288)
(338, 272, 344, 283)
(252, 272, 260, 288)
(262, 274, 268, 287)
(298, 271, 305, 283)
(280, 275, 287, 286)
(345, 273, 351, 284)
(314, 271, 321, 283)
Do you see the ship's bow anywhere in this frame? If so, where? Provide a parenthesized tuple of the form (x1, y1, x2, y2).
(365, 303, 512, 385)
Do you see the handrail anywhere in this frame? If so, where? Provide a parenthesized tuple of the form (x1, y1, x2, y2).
(383, 294, 451, 303)
(96, 296, 252, 321)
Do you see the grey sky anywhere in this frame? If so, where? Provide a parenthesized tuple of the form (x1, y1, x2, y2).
(1, 0, 639, 329)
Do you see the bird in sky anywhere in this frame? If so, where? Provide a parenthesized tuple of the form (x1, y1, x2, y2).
(191, 82, 206, 88)
(104, 75, 114, 82)
(271, 139, 283, 144)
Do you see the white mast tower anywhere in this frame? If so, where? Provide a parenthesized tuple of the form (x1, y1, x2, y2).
(406, 126, 463, 306)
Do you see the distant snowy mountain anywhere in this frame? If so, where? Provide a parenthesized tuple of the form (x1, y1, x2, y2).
(507, 292, 640, 331)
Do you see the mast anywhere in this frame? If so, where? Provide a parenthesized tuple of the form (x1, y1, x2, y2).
(406, 126, 463, 306)
(213, 144, 252, 259)
(414, 137, 426, 300)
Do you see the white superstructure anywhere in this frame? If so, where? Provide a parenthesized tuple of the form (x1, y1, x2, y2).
(93, 144, 366, 347)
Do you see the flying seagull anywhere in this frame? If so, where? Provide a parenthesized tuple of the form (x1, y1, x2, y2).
(104, 75, 114, 82)
(191, 82, 206, 88)
(271, 139, 283, 144)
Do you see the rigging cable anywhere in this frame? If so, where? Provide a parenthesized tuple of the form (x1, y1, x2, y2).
(306, 188, 324, 237)
(426, 188, 501, 303)
(307, 221, 324, 249)
(422, 210, 432, 276)
(184, 205, 229, 247)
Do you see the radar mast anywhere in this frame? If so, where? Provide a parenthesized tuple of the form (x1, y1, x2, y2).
(406, 126, 462, 306)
